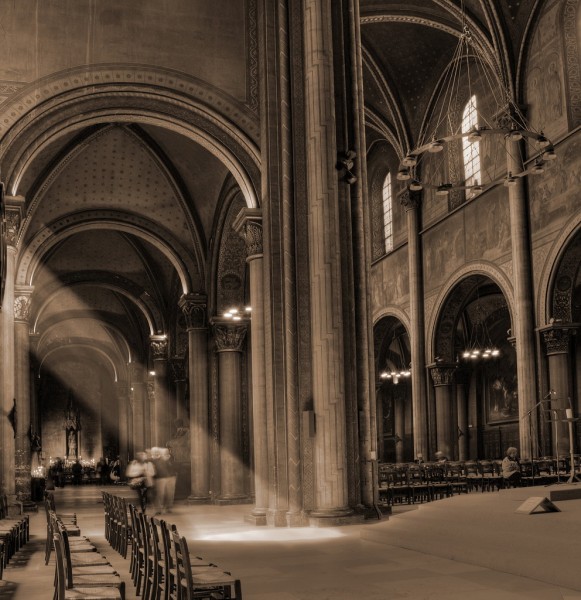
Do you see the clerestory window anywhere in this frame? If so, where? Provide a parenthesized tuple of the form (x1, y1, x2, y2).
(462, 95, 481, 196)
(382, 172, 393, 253)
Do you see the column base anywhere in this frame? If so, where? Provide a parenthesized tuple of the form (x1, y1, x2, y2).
(286, 510, 308, 527)
(308, 507, 365, 527)
(266, 508, 289, 527)
(187, 495, 212, 504)
(214, 495, 253, 506)
(244, 508, 268, 526)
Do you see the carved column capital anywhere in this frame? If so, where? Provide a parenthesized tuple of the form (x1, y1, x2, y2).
(5, 197, 25, 247)
(429, 363, 457, 386)
(212, 320, 248, 352)
(179, 293, 208, 330)
(14, 286, 34, 322)
(150, 336, 169, 360)
(400, 188, 422, 211)
(232, 207, 263, 259)
(540, 323, 578, 355)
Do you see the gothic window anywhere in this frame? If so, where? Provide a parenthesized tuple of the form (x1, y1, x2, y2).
(461, 95, 481, 197)
(382, 172, 393, 253)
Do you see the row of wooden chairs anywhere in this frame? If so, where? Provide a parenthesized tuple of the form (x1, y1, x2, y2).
(51, 512, 125, 600)
(102, 492, 132, 559)
(0, 494, 30, 573)
(378, 462, 467, 505)
(101, 491, 243, 599)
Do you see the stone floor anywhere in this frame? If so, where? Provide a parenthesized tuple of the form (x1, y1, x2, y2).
(2, 485, 581, 599)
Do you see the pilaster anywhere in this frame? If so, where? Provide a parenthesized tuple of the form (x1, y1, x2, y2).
(150, 335, 169, 446)
(429, 364, 457, 460)
(179, 294, 211, 504)
(14, 285, 33, 503)
(212, 319, 250, 503)
(540, 324, 578, 456)
(401, 188, 429, 459)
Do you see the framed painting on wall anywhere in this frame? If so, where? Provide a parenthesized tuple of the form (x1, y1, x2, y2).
(487, 373, 519, 423)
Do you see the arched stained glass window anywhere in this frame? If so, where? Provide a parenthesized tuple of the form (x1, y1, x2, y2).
(382, 172, 393, 253)
(462, 95, 481, 196)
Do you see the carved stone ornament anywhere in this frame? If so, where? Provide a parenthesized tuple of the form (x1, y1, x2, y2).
(240, 220, 263, 257)
(429, 364, 457, 386)
(150, 337, 168, 360)
(179, 294, 207, 330)
(14, 295, 32, 321)
(541, 325, 576, 355)
(400, 188, 422, 211)
(213, 323, 247, 352)
(5, 208, 21, 246)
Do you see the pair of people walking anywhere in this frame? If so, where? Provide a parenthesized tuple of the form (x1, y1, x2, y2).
(126, 446, 177, 513)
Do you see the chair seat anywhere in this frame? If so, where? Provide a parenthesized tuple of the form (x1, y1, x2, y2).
(71, 553, 112, 566)
(63, 586, 122, 599)
(73, 573, 123, 587)
(190, 570, 237, 585)
(72, 565, 118, 576)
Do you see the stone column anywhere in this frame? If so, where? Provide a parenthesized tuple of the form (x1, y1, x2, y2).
(233, 209, 269, 524)
(303, 0, 353, 523)
(150, 336, 169, 447)
(401, 190, 429, 459)
(429, 364, 457, 460)
(116, 381, 129, 465)
(169, 358, 187, 426)
(1, 228, 19, 495)
(14, 286, 33, 502)
(540, 324, 577, 456)
(394, 394, 405, 464)
(456, 371, 469, 461)
(129, 362, 147, 453)
(213, 320, 248, 502)
(506, 138, 538, 459)
(179, 294, 210, 504)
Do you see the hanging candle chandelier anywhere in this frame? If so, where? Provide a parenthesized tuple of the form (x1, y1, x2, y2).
(396, 9, 556, 198)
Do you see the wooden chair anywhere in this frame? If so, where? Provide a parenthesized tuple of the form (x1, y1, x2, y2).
(479, 460, 501, 492)
(464, 461, 482, 491)
(445, 462, 468, 495)
(407, 463, 431, 503)
(53, 533, 122, 600)
(171, 531, 242, 600)
(161, 520, 215, 600)
(131, 507, 148, 596)
(383, 465, 411, 506)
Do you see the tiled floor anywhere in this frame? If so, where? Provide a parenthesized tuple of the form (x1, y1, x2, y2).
(2, 485, 581, 599)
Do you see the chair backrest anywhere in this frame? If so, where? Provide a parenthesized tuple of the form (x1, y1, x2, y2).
(55, 522, 75, 589)
(171, 531, 193, 600)
(52, 533, 67, 600)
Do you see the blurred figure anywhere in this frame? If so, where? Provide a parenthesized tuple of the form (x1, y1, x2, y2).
(126, 451, 155, 512)
(96, 457, 109, 486)
(71, 460, 83, 485)
(435, 451, 448, 463)
(152, 446, 177, 514)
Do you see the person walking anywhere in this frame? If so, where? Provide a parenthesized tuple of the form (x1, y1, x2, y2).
(126, 451, 155, 512)
(152, 447, 176, 514)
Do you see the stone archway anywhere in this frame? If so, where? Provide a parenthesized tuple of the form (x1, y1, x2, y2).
(374, 315, 413, 463)
(432, 275, 515, 460)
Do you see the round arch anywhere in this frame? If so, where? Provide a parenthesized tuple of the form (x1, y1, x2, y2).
(427, 262, 515, 364)
(0, 65, 260, 211)
(39, 342, 120, 383)
(537, 214, 581, 325)
(16, 212, 198, 294)
(33, 280, 160, 337)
